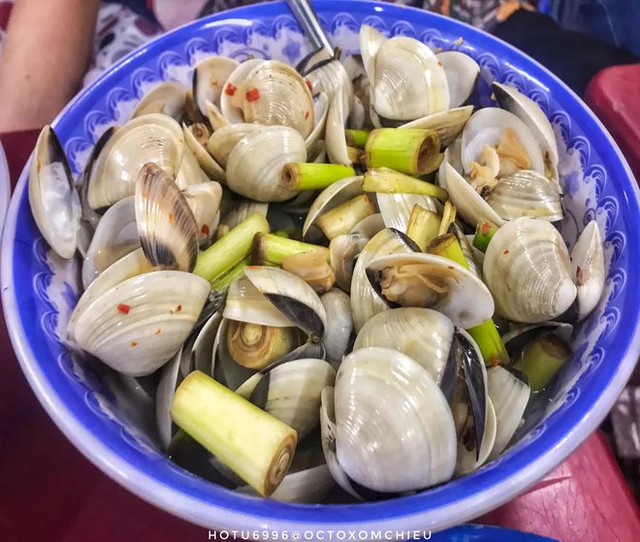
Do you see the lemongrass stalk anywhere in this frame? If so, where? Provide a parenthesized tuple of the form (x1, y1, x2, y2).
(473, 222, 498, 253)
(252, 233, 330, 266)
(406, 204, 441, 251)
(362, 167, 449, 202)
(280, 163, 356, 191)
(513, 335, 572, 391)
(210, 256, 251, 292)
(427, 233, 509, 366)
(316, 194, 376, 240)
(347, 146, 363, 164)
(365, 128, 442, 175)
(273, 230, 290, 239)
(194, 213, 269, 282)
(171, 371, 297, 496)
(345, 129, 370, 148)
(438, 201, 457, 236)
(227, 321, 301, 370)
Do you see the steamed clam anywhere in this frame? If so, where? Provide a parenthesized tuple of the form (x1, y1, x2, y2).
(27, 24, 606, 504)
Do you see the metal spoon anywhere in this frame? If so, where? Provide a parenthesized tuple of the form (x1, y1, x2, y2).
(286, 0, 335, 57)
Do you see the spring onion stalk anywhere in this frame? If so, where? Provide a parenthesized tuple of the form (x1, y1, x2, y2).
(252, 233, 330, 266)
(513, 335, 572, 391)
(364, 128, 442, 175)
(282, 250, 336, 294)
(427, 233, 510, 366)
(280, 163, 356, 191)
(345, 129, 370, 148)
(362, 167, 449, 202)
(473, 222, 498, 253)
(226, 321, 301, 370)
(194, 213, 269, 282)
(438, 201, 457, 236)
(171, 371, 297, 497)
(315, 194, 376, 240)
(405, 204, 441, 251)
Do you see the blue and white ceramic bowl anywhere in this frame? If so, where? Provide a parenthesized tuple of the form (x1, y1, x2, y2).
(2, 0, 640, 533)
(0, 141, 10, 238)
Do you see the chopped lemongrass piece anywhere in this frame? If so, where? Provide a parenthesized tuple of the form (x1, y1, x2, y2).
(473, 222, 498, 253)
(513, 335, 572, 391)
(438, 201, 457, 236)
(210, 256, 251, 292)
(252, 233, 329, 266)
(283, 249, 336, 293)
(347, 146, 363, 164)
(406, 205, 441, 251)
(273, 230, 290, 239)
(345, 129, 370, 148)
(280, 163, 356, 191)
(362, 167, 449, 202)
(227, 321, 302, 369)
(315, 194, 376, 240)
(171, 371, 297, 496)
(365, 128, 442, 175)
(428, 233, 509, 366)
(194, 213, 269, 282)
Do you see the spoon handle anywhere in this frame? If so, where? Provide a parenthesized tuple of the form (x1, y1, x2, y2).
(285, 0, 335, 57)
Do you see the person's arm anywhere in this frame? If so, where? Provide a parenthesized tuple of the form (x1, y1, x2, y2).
(0, 0, 100, 132)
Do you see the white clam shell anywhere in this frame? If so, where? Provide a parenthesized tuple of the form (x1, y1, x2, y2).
(455, 396, 497, 476)
(82, 196, 139, 289)
(220, 200, 268, 230)
(483, 217, 577, 323)
(206, 123, 262, 169)
(359, 25, 387, 87)
(320, 289, 353, 364)
(226, 126, 306, 202)
(487, 366, 531, 459)
(367, 252, 495, 328)
(29, 126, 81, 259)
(461, 108, 545, 176)
(193, 56, 239, 113)
(219, 58, 265, 123)
(71, 270, 210, 376)
(334, 346, 457, 492)
(305, 92, 329, 152)
(156, 347, 182, 449)
(436, 51, 479, 109)
(377, 192, 438, 232)
(354, 308, 454, 385)
(182, 123, 226, 182)
(350, 229, 414, 332)
(325, 83, 351, 166)
(182, 181, 222, 245)
(571, 220, 605, 321)
(372, 37, 449, 121)
(400, 105, 473, 148)
(132, 82, 186, 120)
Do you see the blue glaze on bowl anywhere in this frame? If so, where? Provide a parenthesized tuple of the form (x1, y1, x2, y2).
(3, 0, 640, 533)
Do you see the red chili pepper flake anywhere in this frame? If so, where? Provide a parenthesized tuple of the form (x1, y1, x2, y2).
(155, 328, 162, 335)
(176, 304, 183, 312)
(490, 355, 500, 367)
(201, 224, 210, 236)
(305, 80, 313, 93)
(304, 110, 309, 119)
(576, 265, 584, 284)
(117, 303, 131, 314)
(481, 223, 492, 235)
(503, 248, 510, 255)
(168, 211, 175, 223)
(224, 82, 237, 96)
(245, 88, 261, 102)
(131, 341, 138, 348)
(437, 61, 443, 67)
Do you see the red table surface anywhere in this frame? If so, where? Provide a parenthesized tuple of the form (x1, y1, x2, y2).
(1, 130, 639, 542)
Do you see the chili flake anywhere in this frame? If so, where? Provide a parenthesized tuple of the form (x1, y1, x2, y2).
(224, 82, 238, 96)
(481, 223, 492, 235)
(168, 211, 175, 223)
(131, 341, 138, 348)
(304, 110, 309, 119)
(155, 329, 162, 335)
(117, 303, 131, 314)
(437, 61, 443, 67)
(305, 80, 313, 93)
(503, 248, 510, 255)
(201, 224, 210, 237)
(245, 88, 261, 102)
(490, 355, 500, 367)
(176, 304, 183, 312)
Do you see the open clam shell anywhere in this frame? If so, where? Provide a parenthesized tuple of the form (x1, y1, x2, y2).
(487, 365, 531, 459)
(436, 51, 479, 108)
(157, 347, 183, 449)
(226, 126, 306, 202)
(366, 252, 495, 328)
(182, 123, 226, 182)
(135, 163, 199, 272)
(329, 232, 368, 293)
(400, 106, 473, 149)
(219, 58, 265, 123)
(320, 289, 353, 364)
(193, 56, 239, 114)
(29, 126, 81, 259)
(350, 228, 416, 332)
(330, 346, 457, 493)
(82, 196, 139, 289)
(483, 217, 577, 323)
(571, 220, 605, 321)
(70, 270, 210, 376)
(86, 114, 185, 210)
(377, 193, 439, 232)
(354, 307, 454, 385)
(325, 83, 352, 166)
(131, 82, 186, 120)
(182, 181, 222, 246)
(236, 358, 336, 440)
